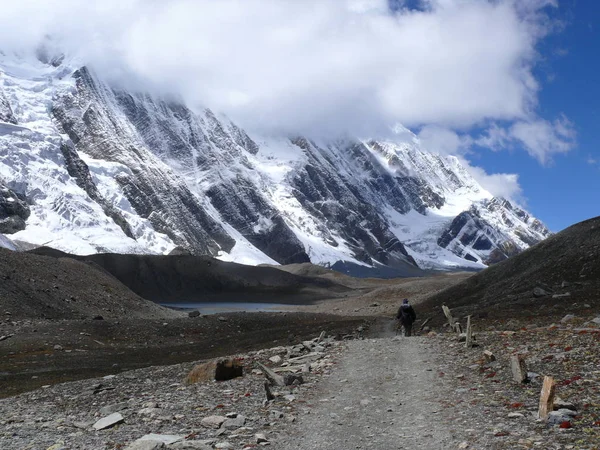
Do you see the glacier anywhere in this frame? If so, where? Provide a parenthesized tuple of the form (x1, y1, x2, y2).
(0, 52, 551, 275)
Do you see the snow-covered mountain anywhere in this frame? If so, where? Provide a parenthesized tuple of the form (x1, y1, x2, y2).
(0, 53, 551, 275)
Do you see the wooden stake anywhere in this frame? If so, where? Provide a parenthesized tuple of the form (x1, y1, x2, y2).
(442, 305, 455, 328)
(465, 315, 473, 348)
(538, 376, 555, 420)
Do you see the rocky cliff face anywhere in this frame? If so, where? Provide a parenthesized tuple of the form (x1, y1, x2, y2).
(0, 182, 30, 234)
(0, 54, 551, 273)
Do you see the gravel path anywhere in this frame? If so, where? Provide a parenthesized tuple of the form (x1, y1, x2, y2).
(277, 328, 457, 449)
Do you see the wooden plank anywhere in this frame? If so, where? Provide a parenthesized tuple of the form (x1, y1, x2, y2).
(465, 315, 473, 348)
(538, 376, 556, 420)
(257, 362, 284, 386)
(510, 354, 528, 383)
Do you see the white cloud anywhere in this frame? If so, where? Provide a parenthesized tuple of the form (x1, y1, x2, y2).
(417, 126, 472, 156)
(475, 116, 576, 164)
(0, 0, 561, 140)
(460, 160, 524, 202)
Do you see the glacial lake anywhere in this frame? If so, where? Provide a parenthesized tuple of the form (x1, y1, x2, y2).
(161, 302, 293, 315)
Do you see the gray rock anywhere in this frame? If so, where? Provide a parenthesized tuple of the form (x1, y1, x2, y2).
(255, 433, 268, 444)
(533, 287, 549, 298)
(283, 373, 304, 386)
(554, 398, 577, 411)
(552, 293, 571, 299)
(222, 415, 246, 429)
(188, 310, 201, 318)
(138, 434, 184, 444)
(547, 411, 572, 426)
(138, 407, 162, 416)
(0, 184, 30, 234)
(560, 314, 576, 323)
(99, 402, 129, 416)
(93, 412, 124, 430)
(169, 442, 212, 450)
(268, 355, 282, 364)
(556, 408, 577, 417)
(201, 415, 227, 429)
(214, 442, 234, 449)
(124, 441, 165, 450)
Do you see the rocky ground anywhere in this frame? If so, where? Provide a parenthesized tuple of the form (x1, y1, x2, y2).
(433, 314, 600, 449)
(3, 311, 599, 450)
(0, 313, 370, 398)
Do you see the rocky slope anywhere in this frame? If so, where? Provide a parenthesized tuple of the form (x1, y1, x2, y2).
(420, 216, 600, 322)
(0, 53, 550, 275)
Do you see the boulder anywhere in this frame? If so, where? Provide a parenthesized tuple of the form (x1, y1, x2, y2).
(188, 310, 201, 318)
(533, 287, 549, 298)
(186, 358, 243, 384)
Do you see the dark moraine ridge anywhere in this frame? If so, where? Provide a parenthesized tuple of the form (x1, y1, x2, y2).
(27, 248, 352, 305)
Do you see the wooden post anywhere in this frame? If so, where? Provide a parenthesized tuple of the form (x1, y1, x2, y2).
(510, 354, 528, 383)
(442, 305, 455, 328)
(538, 376, 555, 420)
(465, 315, 473, 348)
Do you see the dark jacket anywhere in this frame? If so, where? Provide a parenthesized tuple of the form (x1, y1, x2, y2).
(396, 304, 416, 325)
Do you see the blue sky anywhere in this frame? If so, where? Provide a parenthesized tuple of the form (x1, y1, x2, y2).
(476, 0, 599, 232)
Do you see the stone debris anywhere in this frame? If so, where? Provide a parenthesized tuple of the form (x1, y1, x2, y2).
(533, 287, 549, 297)
(99, 402, 129, 416)
(124, 440, 165, 450)
(255, 433, 269, 444)
(138, 434, 185, 444)
(93, 412, 124, 430)
(483, 350, 496, 362)
(268, 355, 282, 364)
(560, 314, 576, 323)
(201, 415, 227, 429)
(222, 415, 246, 429)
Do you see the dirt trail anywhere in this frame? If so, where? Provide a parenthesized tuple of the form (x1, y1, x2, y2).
(277, 325, 457, 449)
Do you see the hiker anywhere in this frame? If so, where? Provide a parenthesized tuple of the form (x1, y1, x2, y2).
(396, 298, 417, 336)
